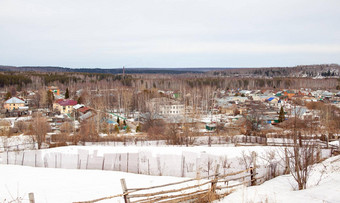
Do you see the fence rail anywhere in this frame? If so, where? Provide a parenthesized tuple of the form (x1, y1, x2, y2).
(74, 153, 259, 203)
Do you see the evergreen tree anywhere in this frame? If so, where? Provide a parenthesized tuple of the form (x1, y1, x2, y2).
(117, 117, 120, 125)
(278, 106, 285, 122)
(126, 125, 131, 133)
(65, 88, 70, 99)
(114, 124, 119, 133)
(77, 96, 83, 104)
(136, 124, 141, 132)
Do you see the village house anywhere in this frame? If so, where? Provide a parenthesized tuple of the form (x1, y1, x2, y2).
(239, 90, 252, 96)
(76, 106, 96, 121)
(283, 90, 295, 100)
(53, 99, 77, 114)
(146, 97, 185, 117)
(48, 86, 60, 96)
(3, 97, 25, 111)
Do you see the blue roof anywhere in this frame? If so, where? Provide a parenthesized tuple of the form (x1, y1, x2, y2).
(107, 120, 118, 124)
(267, 97, 275, 101)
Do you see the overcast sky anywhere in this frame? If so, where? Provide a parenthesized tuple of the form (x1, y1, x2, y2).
(0, 0, 339, 68)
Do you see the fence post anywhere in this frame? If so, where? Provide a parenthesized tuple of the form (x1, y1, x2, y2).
(28, 193, 35, 203)
(22, 152, 25, 166)
(251, 151, 257, 186)
(120, 178, 130, 203)
(285, 148, 290, 174)
(102, 157, 105, 170)
(181, 155, 185, 177)
(126, 153, 129, 173)
(316, 145, 321, 162)
(211, 164, 220, 194)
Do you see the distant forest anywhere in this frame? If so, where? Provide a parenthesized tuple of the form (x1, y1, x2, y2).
(0, 66, 214, 74)
(209, 64, 340, 78)
(0, 64, 339, 90)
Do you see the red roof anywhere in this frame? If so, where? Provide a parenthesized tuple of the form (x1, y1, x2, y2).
(78, 107, 90, 113)
(55, 99, 64, 104)
(55, 99, 77, 106)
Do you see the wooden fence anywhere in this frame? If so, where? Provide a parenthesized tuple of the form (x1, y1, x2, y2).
(74, 152, 264, 203)
(235, 138, 339, 152)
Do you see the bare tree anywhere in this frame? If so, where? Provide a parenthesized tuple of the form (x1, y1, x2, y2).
(60, 122, 73, 134)
(165, 123, 181, 145)
(77, 119, 99, 145)
(285, 105, 317, 190)
(31, 113, 51, 149)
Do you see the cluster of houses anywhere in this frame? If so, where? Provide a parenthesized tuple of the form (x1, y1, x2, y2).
(144, 88, 340, 133)
(0, 86, 339, 138)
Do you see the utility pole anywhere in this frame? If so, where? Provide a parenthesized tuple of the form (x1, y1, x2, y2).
(122, 66, 125, 86)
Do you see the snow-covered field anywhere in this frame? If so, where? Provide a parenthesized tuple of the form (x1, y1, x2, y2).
(219, 155, 340, 203)
(0, 135, 338, 202)
(1, 154, 339, 203)
(0, 164, 191, 203)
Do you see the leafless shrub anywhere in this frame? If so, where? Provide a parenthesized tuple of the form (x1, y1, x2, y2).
(142, 119, 166, 139)
(14, 121, 28, 134)
(237, 150, 252, 170)
(75, 119, 99, 145)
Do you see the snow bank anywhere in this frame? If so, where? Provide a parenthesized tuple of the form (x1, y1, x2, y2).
(218, 155, 340, 203)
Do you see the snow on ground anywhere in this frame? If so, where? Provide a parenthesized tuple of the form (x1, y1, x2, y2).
(2, 117, 32, 127)
(0, 164, 191, 203)
(330, 140, 339, 147)
(218, 155, 340, 203)
(0, 134, 35, 151)
(1, 154, 339, 203)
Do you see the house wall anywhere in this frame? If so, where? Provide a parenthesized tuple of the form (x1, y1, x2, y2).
(159, 104, 185, 116)
(61, 105, 73, 114)
(220, 108, 234, 115)
(4, 103, 25, 110)
(53, 103, 60, 111)
(53, 103, 73, 114)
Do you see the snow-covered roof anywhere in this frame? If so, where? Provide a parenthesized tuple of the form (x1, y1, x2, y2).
(322, 91, 333, 97)
(73, 104, 85, 110)
(5, 97, 25, 104)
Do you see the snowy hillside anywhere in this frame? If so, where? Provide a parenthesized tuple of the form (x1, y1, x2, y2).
(219, 155, 340, 203)
(0, 165, 191, 203)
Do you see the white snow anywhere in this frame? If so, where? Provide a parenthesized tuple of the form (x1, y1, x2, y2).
(1, 154, 339, 203)
(218, 155, 340, 203)
(0, 164, 190, 203)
